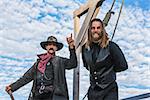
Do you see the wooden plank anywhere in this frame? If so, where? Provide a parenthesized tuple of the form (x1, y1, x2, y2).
(73, 3, 89, 18)
(75, 1, 99, 49)
(79, 7, 100, 47)
(74, 17, 80, 37)
(73, 46, 81, 100)
(73, 0, 102, 17)
(73, 1, 105, 100)
(73, 16, 80, 100)
(92, 7, 100, 19)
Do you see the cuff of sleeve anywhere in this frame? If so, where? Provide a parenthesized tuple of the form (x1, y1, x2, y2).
(10, 84, 14, 92)
(69, 46, 75, 51)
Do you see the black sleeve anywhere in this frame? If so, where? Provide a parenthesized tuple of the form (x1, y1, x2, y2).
(110, 41, 128, 72)
(10, 63, 36, 92)
(81, 46, 89, 70)
(64, 47, 77, 69)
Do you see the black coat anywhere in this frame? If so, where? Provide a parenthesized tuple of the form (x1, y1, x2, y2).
(10, 48, 77, 100)
(82, 41, 128, 89)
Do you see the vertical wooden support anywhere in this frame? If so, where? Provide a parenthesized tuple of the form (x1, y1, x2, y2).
(73, 16, 80, 100)
(73, 0, 105, 100)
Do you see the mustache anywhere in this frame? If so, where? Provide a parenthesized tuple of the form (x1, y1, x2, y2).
(49, 48, 54, 51)
(93, 32, 102, 34)
(93, 32, 103, 37)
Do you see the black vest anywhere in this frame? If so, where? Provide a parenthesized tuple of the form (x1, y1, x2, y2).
(36, 61, 54, 86)
(82, 43, 116, 89)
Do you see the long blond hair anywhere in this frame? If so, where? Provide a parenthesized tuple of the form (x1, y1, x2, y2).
(85, 18, 109, 48)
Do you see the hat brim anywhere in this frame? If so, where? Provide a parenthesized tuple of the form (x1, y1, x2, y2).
(40, 41, 63, 51)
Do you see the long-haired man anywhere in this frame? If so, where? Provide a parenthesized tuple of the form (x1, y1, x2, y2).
(82, 18, 128, 100)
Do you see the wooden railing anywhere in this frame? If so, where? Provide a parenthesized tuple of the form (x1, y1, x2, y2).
(122, 93, 150, 100)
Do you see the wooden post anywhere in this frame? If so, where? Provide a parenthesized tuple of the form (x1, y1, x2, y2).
(73, 16, 80, 100)
(73, 0, 105, 100)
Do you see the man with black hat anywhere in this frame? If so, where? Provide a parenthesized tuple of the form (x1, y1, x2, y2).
(5, 34, 77, 100)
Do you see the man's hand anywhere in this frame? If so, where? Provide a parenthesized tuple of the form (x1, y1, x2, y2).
(5, 85, 12, 93)
(6, 85, 15, 100)
(66, 34, 75, 49)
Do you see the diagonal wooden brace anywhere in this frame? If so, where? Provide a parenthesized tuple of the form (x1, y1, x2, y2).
(74, 0, 105, 49)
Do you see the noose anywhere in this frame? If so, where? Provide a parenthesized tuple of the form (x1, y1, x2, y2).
(111, 0, 124, 40)
(103, 0, 125, 40)
(103, 0, 116, 27)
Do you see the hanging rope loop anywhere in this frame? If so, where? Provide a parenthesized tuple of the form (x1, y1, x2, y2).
(111, 0, 124, 40)
(103, 0, 116, 27)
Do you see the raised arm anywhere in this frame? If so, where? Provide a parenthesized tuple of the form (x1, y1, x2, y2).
(64, 34, 77, 69)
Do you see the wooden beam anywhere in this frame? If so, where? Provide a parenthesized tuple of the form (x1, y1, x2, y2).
(74, 17, 80, 37)
(92, 7, 100, 19)
(75, 1, 98, 48)
(79, 7, 100, 47)
(73, 16, 80, 100)
(73, 3, 89, 18)
(73, 1, 105, 100)
(73, 0, 104, 17)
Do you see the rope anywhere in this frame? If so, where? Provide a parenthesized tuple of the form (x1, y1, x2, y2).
(103, 0, 116, 27)
(82, 92, 88, 100)
(110, 0, 116, 11)
(111, 0, 124, 40)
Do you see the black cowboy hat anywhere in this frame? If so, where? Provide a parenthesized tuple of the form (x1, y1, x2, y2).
(40, 36, 63, 51)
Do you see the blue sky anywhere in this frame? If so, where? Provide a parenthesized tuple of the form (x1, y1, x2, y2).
(125, 0, 150, 10)
(0, 0, 150, 100)
(100, 0, 150, 10)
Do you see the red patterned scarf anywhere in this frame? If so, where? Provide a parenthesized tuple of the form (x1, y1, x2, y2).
(37, 53, 53, 73)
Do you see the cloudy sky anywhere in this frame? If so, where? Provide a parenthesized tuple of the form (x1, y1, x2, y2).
(0, 0, 150, 100)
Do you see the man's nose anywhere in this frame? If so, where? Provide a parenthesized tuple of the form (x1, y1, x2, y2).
(94, 28, 98, 32)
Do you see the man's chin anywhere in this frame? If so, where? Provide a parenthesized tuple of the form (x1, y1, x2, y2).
(48, 50, 55, 54)
(92, 36, 101, 43)
(93, 34, 100, 38)
(93, 37, 100, 41)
